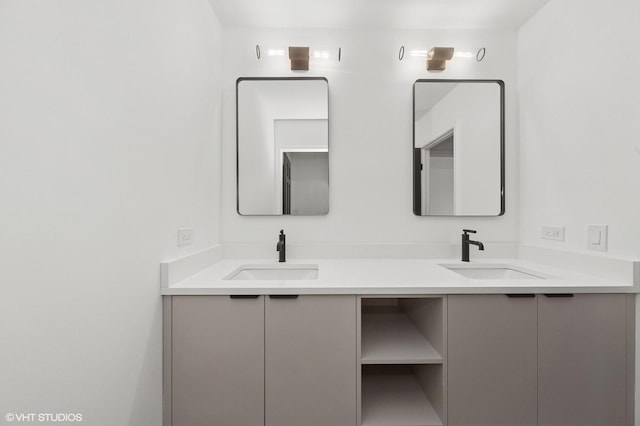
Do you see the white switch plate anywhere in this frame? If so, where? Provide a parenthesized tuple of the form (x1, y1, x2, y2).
(542, 226, 565, 241)
(177, 228, 194, 246)
(587, 225, 607, 251)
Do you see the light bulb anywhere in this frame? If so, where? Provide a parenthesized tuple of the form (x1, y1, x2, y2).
(311, 47, 341, 62)
(454, 51, 475, 59)
(409, 49, 430, 58)
(455, 47, 486, 62)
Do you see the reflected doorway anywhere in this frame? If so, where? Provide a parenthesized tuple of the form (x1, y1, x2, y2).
(281, 151, 329, 215)
(416, 129, 454, 215)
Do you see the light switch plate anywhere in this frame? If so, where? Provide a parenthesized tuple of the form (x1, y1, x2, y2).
(587, 225, 607, 251)
(542, 226, 565, 241)
(177, 228, 194, 246)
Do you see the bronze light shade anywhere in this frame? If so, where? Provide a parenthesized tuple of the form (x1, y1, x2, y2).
(427, 47, 455, 71)
(289, 46, 309, 71)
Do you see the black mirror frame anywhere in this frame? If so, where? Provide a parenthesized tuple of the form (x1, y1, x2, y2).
(412, 79, 505, 217)
(236, 76, 330, 216)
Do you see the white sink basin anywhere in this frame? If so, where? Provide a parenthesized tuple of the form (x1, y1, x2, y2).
(225, 264, 319, 280)
(440, 264, 545, 280)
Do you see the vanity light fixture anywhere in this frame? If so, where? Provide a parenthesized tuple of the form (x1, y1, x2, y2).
(256, 45, 342, 70)
(398, 45, 486, 71)
(427, 47, 455, 71)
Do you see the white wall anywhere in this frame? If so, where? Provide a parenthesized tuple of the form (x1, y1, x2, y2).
(518, 0, 640, 258)
(518, 0, 640, 420)
(222, 27, 520, 245)
(0, 1, 223, 424)
(237, 87, 273, 213)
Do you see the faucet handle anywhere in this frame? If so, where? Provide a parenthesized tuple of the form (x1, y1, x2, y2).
(463, 229, 477, 235)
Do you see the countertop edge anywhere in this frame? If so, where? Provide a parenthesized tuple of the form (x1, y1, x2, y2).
(161, 283, 639, 296)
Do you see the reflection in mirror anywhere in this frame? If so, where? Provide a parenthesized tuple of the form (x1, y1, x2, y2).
(237, 78, 329, 215)
(413, 79, 504, 216)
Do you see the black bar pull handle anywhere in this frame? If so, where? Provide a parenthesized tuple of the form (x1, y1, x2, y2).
(506, 294, 535, 298)
(544, 293, 574, 298)
(229, 295, 260, 299)
(269, 295, 299, 299)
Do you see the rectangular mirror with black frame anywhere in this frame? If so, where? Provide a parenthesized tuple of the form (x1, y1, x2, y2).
(413, 79, 505, 216)
(237, 77, 329, 216)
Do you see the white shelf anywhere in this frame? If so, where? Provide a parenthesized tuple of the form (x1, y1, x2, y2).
(362, 373, 442, 426)
(361, 313, 442, 364)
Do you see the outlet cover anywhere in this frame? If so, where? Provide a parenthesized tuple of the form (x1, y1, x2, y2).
(177, 228, 194, 246)
(542, 226, 565, 241)
(587, 225, 607, 251)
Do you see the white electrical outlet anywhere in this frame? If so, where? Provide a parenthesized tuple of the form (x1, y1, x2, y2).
(177, 228, 194, 246)
(542, 226, 565, 241)
(587, 225, 607, 251)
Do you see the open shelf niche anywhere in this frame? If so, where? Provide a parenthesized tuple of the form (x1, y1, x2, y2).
(359, 297, 446, 426)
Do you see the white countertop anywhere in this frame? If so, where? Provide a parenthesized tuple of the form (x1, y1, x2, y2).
(162, 257, 638, 295)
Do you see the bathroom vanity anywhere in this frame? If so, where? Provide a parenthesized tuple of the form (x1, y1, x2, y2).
(161, 255, 637, 426)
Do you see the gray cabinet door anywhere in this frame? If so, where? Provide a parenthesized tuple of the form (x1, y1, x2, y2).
(172, 296, 265, 426)
(265, 295, 357, 426)
(538, 294, 627, 426)
(448, 295, 537, 426)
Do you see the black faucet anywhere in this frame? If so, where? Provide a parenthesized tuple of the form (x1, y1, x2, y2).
(276, 230, 286, 262)
(462, 229, 484, 262)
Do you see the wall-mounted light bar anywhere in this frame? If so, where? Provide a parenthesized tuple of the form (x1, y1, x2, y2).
(399, 45, 486, 71)
(256, 45, 341, 71)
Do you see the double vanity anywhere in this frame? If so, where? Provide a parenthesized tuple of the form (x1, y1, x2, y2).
(161, 248, 637, 426)
(161, 75, 636, 426)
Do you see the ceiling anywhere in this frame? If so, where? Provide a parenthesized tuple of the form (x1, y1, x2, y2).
(415, 83, 456, 117)
(207, 0, 552, 30)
